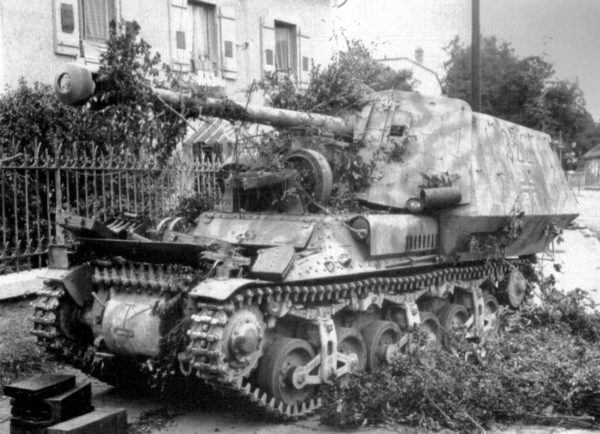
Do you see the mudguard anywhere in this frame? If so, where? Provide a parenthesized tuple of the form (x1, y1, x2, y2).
(39, 265, 93, 307)
(190, 277, 261, 301)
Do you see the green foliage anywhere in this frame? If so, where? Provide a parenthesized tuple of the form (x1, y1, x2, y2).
(0, 79, 84, 152)
(88, 21, 187, 162)
(420, 171, 460, 189)
(253, 39, 414, 211)
(0, 21, 186, 161)
(170, 193, 215, 221)
(321, 284, 600, 432)
(0, 300, 58, 387)
(444, 35, 600, 155)
(260, 39, 413, 114)
(524, 277, 600, 342)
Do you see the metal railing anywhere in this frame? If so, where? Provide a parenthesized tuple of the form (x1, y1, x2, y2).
(0, 141, 220, 274)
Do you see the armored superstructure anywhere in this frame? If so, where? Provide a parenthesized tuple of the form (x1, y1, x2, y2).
(31, 64, 577, 419)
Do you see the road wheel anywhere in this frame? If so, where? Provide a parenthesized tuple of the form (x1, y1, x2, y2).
(419, 311, 441, 347)
(437, 303, 469, 332)
(257, 337, 315, 406)
(498, 269, 528, 308)
(337, 327, 367, 373)
(483, 294, 500, 335)
(361, 320, 401, 372)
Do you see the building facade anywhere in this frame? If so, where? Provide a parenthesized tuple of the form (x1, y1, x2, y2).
(0, 0, 333, 102)
(583, 144, 600, 188)
(377, 48, 443, 96)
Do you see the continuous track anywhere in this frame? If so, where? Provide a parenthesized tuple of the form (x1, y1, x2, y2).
(31, 260, 525, 420)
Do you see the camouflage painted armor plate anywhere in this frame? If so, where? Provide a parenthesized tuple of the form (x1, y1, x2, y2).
(30, 64, 578, 420)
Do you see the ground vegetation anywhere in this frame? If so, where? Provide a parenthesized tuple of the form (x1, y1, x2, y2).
(321, 276, 600, 432)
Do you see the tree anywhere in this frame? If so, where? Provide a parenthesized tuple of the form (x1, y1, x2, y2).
(260, 39, 413, 114)
(0, 21, 187, 162)
(443, 35, 600, 156)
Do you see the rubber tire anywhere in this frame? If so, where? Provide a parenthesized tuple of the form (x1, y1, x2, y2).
(437, 303, 469, 332)
(337, 327, 368, 372)
(361, 320, 401, 372)
(257, 337, 315, 406)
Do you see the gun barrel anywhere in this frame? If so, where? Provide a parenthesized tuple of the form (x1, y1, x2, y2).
(55, 64, 354, 140)
(153, 88, 353, 139)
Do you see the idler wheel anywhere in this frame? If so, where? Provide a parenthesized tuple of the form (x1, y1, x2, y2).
(257, 337, 316, 406)
(498, 269, 528, 308)
(222, 306, 265, 378)
(437, 303, 469, 332)
(361, 320, 401, 372)
(336, 327, 367, 372)
(57, 294, 93, 344)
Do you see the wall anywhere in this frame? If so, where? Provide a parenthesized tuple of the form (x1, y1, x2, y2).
(335, 0, 468, 77)
(119, 0, 171, 60)
(585, 158, 600, 187)
(240, 0, 333, 88)
(377, 57, 442, 96)
(0, 0, 332, 103)
(0, 0, 74, 90)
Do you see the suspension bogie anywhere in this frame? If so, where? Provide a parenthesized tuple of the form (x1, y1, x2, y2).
(31, 260, 531, 420)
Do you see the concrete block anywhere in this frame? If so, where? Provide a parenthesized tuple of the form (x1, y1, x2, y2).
(9, 419, 47, 434)
(3, 374, 75, 401)
(8, 379, 92, 428)
(47, 408, 127, 434)
(0, 268, 46, 300)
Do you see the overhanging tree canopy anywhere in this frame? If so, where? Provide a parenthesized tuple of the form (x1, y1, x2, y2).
(443, 35, 600, 156)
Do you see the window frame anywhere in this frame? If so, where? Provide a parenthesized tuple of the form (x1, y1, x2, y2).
(189, 1, 219, 74)
(274, 20, 297, 77)
(78, 0, 116, 43)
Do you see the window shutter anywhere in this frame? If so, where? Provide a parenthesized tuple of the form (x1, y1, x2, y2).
(297, 28, 311, 87)
(53, 0, 80, 56)
(260, 16, 275, 75)
(219, 6, 237, 80)
(170, 0, 191, 72)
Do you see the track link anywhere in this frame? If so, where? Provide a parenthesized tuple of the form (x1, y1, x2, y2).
(183, 261, 522, 419)
(31, 260, 527, 420)
(31, 284, 65, 350)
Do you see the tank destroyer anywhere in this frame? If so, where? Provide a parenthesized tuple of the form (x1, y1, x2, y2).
(31, 64, 578, 418)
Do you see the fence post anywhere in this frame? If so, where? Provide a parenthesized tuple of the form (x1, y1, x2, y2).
(55, 166, 64, 244)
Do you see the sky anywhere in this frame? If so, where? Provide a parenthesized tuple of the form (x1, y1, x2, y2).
(335, 0, 600, 120)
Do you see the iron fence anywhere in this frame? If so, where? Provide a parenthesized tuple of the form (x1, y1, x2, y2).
(0, 141, 220, 274)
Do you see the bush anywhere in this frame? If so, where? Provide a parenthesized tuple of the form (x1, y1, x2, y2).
(259, 39, 413, 114)
(321, 285, 600, 432)
(0, 300, 58, 387)
(0, 22, 212, 273)
(523, 277, 600, 342)
(0, 21, 186, 161)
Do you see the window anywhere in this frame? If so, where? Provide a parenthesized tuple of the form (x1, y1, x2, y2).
(302, 56, 309, 72)
(190, 2, 218, 73)
(60, 4, 75, 33)
(79, 0, 115, 42)
(274, 21, 297, 76)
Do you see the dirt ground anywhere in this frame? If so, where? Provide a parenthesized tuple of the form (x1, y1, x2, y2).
(1, 189, 600, 434)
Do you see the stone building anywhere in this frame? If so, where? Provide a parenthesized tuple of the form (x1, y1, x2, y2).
(0, 0, 333, 101)
(583, 144, 600, 188)
(377, 48, 443, 96)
